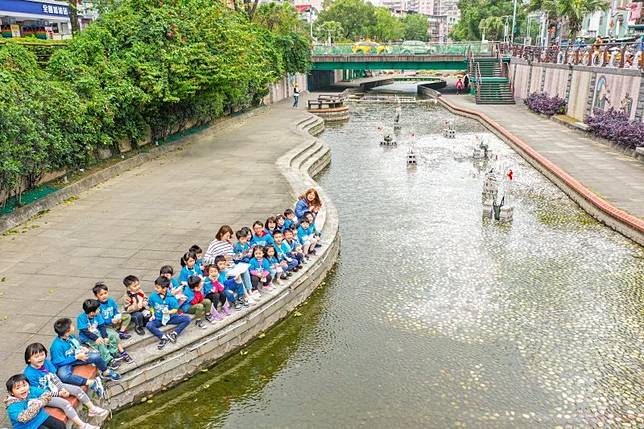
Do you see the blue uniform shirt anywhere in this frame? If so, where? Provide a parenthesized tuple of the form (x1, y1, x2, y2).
(6, 387, 49, 429)
(250, 230, 275, 247)
(77, 312, 107, 343)
(50, 335, 82, 368)
(148, 291, 180, 320)
(23, 360, 58, 392)
(179, 265, 203, 286)
(98, 297, 120, 325)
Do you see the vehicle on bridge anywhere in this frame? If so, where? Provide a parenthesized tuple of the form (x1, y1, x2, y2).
(352, 41, 387, 55)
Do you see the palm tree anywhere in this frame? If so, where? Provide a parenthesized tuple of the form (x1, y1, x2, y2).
(557, 0, 607, 38)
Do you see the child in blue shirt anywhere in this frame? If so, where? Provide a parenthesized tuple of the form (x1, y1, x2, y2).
(189, 244, 204, 272)
(203, 263, 237, 317)
(160, 265, 187, 308)
(23, 343, 106, 427)
(284, 228, 306, 265)
(275, 214, 287, 233)
(304, 211, 322, 248)
(93, 282, 132, 341)
(180, 275, 213, 329)
(297, 217, 317, 256)
(250, 221, 275, 247)
(233, 229, 253, 263)
(146, 276, 192, 350)
(49, 318, 119, 392)
(265, 216, 278, 235)
(265, 245, 289, 285)
(283, 209, 298, 230)
(77, 299, 130, 367)
(273, 230, 301, 272)
(179, 251, 203, 286)
(214, 256, 250, 310)
(4, 374, 64, 429)
(249, 246, 272, 292)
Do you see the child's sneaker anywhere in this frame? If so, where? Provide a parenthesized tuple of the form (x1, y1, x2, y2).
(234, 301, 243, 310)
(158, 336, 170, 350)
(87, 406, 109, 418)
(120, 351, 134, 364)
(135, 326, 146, 336)
(118, 331, 131, 340)
(315, 243, 322, 248)
(108, 359, 121, 370)
(82, 424, 101, 429)
(195, 319, 207, 329)
(168, 331, 178, 343)
(89, 378, 105, 398)
(222, 304, 233, 316)
(103, 369, 121, 381)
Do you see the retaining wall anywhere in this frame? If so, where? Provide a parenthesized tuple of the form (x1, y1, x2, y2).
(510, 59, 644, 122)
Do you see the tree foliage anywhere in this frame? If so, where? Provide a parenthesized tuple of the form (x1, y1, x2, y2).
(451, 0, 524, 41)
(0, 0, 310, 207)
(401, 14, 430, 41)
(316, 0, 427, 42)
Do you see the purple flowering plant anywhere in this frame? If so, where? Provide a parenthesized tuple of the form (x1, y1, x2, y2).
(525, 93, 567, 116)
(585, 109, 644, 149)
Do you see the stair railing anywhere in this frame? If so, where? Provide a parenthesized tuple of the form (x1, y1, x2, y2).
(475, 62, 482, 101)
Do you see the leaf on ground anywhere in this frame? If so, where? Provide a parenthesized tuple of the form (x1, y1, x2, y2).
(258, 333, 266, 339)
(294, 311, 302, 317)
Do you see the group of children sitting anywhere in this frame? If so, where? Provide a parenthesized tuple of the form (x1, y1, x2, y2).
(4, 198, 322, 429)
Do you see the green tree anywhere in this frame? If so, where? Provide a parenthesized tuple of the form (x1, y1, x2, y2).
(557, 0, 606, 38)
(254, 2, 303, 35)
(479, 16, 506, 41)
(314, 20, 345, 43)
(451, 0, 523, 40)
(372, 7, 404, 41)
(401, 13, 429, 41)
(317, 0, 376, 40)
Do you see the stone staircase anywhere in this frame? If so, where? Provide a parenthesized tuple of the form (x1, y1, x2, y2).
(469, 57, 515, 105)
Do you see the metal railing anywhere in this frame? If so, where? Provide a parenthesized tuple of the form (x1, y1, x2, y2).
(312, 41, 497, 56)
(497, 42, 644, 70)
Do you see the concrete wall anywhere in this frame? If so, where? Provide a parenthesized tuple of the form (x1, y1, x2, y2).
(510, 59, 644, 123)
(263, 73, 308, 105)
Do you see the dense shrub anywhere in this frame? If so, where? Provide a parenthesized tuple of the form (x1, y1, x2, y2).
(525, 92, 567, 116)
(585, 109, 644, 149)
(0, 0, 310, 207)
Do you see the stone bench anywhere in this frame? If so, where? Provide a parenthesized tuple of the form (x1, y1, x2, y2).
(44, 365, 97, 423)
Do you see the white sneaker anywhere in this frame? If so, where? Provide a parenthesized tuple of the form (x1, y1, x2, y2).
(88, 406, 109, 417)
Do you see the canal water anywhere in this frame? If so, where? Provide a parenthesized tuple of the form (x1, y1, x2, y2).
(108, 90, 644, 428)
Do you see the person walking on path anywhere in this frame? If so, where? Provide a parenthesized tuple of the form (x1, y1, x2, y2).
(455, 78, 464, 95)
(293, 85, 300, 108)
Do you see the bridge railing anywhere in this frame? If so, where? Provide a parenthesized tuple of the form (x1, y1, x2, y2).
(498, 42, 644, 70)
(312, 42, 498, 56)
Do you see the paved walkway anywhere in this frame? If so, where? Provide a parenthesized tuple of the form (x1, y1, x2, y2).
(442, 94, 644, 220)
(0, 100, 310, 422)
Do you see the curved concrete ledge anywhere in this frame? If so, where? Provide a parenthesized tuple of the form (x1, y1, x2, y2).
(102, 113, 340, 420)
(417, 79, 447, 96)
(439, 97, 644, 246)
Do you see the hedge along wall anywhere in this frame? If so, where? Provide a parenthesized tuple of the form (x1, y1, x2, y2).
(0, 0, 311, 206)
(509, 59, 644, 123)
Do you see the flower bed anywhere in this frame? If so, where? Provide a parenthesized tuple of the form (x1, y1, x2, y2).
(525, 92, 567, 116)
(585, 109, 644, 150)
